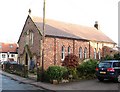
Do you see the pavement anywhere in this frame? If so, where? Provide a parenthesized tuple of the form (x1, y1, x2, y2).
(0, 69, 81, 91)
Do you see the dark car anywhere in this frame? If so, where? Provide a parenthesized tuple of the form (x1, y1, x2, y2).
(96, 60, 120, 82)
(1, 61, 18, 70)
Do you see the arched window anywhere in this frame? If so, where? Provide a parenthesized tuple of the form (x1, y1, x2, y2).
(29, 31, 34, 45)
(68, 46, 71, 55)
(24, 30, 34, 45)
(94, 48, 97, 59)
(61, 46, 65, 60)
(79, 47, 82, 59)
(84, 47, 87, 59)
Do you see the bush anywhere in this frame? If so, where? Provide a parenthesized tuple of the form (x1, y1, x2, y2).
(114, 53, 120, 60)
(62, 54, 79, 68)
(46, 66, 68, 82)
(77, 59, 98, 79)
(68, 68, 78, 79)
(104, 55, 113, 60)
(62, 54, 80, 80)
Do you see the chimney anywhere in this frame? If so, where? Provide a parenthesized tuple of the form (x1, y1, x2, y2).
(94, 21, 98, 30)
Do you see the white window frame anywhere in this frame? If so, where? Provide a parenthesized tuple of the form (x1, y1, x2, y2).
(11, 54, 15, 57)
(79, 47, 82, 59)
(94, 48, 97, 59)
(68, 46, 71, 55)
(61, 46, 65, 61)
(84, 47, 87, 59)
(29, 31, 34, 45)
(2, 54, 6, 58)
(98, 49, 101, 60)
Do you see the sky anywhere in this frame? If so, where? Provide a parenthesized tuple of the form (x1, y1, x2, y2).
(0, 0, 119, 45)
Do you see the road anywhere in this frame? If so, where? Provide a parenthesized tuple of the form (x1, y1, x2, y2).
(58, 79, 119, 90)
(0, 74, 46, 92)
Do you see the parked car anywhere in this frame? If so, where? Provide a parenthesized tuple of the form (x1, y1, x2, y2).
(1, 61, 18, 69)
(9, 61, 18, 64)
(96, 60, 120, 82)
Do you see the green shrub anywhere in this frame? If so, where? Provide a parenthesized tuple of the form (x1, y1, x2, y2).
(104, 55, 113, 60)
(114, 53, 120, 60)
(77, 59, 98, 79)
(68, 68, 78, 79)
(46, 66, 68, 82)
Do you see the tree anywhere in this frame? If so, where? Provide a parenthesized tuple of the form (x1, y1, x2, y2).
(62, 54, 79, 68)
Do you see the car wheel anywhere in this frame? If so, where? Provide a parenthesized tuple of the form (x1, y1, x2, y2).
(98, 77, 104, 82)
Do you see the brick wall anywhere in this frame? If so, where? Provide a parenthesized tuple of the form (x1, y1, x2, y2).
(43, 37, 115, 69)
(44, 37, 90, 69)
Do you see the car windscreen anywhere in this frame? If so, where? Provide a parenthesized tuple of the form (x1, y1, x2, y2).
(98, 62, 112, 68)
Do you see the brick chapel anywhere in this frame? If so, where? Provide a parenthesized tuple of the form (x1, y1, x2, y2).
(18, 15, 116, 69)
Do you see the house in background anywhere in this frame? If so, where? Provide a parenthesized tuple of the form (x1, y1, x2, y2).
(18, 15, 116, 70)
(0, 42, 18, 62)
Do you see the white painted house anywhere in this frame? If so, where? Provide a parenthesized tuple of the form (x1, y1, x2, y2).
(0, 42, 18, 62)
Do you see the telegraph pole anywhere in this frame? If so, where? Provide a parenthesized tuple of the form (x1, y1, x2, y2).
(41, 0, 46, 82)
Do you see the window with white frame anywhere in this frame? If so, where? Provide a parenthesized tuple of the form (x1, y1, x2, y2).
(24, 30, 29, 45)
(68, 46, 71, 55)
(24, 30, 34, 45)
(61, 46, 65, 60)
(98, 48, 101, 59)
(94, 48, 97, 59)
(11, 54, 15, 57)
(79, 47, 82, 59)
(2, 54, 6, 58)
(29, 31, 34, 45)
(84, 47, 87, 59)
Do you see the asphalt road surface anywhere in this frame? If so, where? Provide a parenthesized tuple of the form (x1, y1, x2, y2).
(0, 74, 47, 92)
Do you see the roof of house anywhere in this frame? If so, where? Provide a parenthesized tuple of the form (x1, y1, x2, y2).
(29, 15, 115, 43)
(0, 42, 18, 53)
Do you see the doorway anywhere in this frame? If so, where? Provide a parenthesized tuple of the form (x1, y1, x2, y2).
(25, 53, 28, 65)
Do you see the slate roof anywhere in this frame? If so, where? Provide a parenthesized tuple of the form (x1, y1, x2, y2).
(0, 42, 17, 53)
(31, 16, 115, 43)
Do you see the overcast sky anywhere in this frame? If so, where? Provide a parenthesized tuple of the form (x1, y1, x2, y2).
(0, 0, 119, 44)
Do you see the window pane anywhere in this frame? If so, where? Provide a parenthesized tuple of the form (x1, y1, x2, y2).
(94, 48, 96, 59)
(11, 54, 15, 57)
(84, 48, 87, 59)
(79, 47, 82, 59)
(2, 54, 6, 58)
(68, 46, 70, 54)
(61, 46, 65, 60)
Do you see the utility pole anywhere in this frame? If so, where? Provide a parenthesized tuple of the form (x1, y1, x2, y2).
(41, 0, 46, 82)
